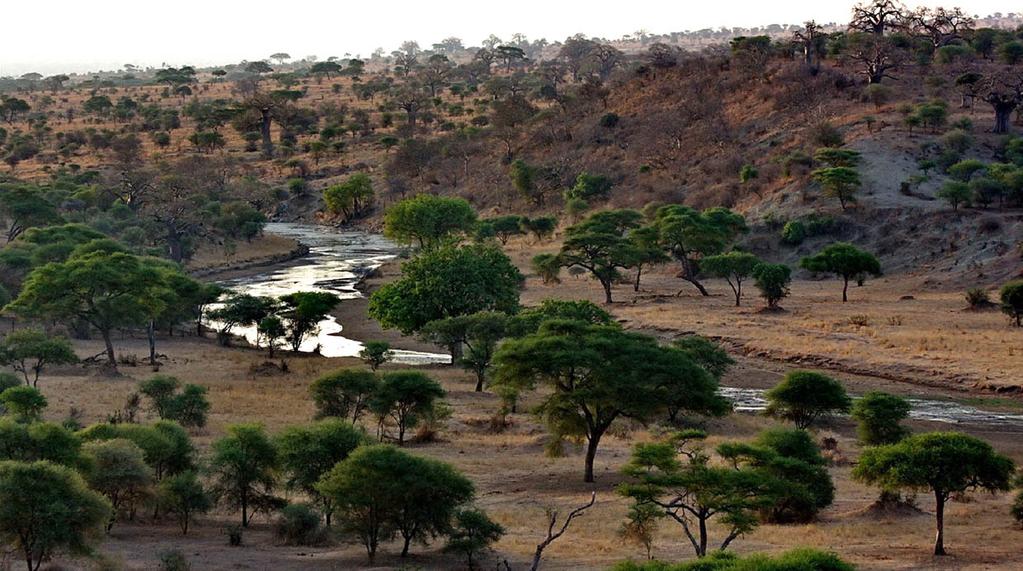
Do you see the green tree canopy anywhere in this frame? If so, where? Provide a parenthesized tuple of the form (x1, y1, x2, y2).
(310, 368, 380, 423)
(651, 205, 747, 296)
(368, 244, 521, 334)
(494, 321, 725, 482)
(811, 167, 862, 210)
(854, 432, 1015, 555)
(275, 419, 367, 526)
(1001, 280, 1023, 326)
(316, 444, 475, 561)
(751, 263, 792, 309)
(278, 291, 341, 352)
(700, 251, 761, 306)
(369, 371, 446, 445)
(559, 209, 644, 304)
(0, 460, 111, 571)
(850, 391, 911, 445)
(0, 328, 77, 387)
(82, 438, 152, 531)
(383, 194, 477, 248)
(764, 371, 851, 429)
(800, 242, 881, 302)
(208, 423, 279, 527)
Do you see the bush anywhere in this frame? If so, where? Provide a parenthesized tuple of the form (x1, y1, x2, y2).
(159, 550, 190, 571)
(850, 392, 910, 445)
(1002, 280, 1023, 326)
(274, 503, 327, 546)
(764, 371, 851, 429)
(965, 287, 991, 309)
(781, 221, 807, 245)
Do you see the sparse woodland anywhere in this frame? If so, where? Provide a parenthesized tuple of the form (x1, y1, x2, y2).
(2, 1, 1023, 569)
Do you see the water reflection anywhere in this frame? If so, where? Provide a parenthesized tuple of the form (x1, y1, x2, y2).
(215, 223, 450, 365)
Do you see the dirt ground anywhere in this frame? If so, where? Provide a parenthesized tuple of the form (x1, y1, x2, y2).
(21, 231, 1023, 571)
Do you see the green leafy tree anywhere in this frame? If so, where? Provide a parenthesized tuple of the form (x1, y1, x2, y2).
(8, 251, 162, 369)
(0, 186, 61, 243)
(157, 471, 211, 535)
(811, 167, 861, 209)
(764, 371, 851, 429)
(936, 181, 971, 211)
(520, 215, 557, 242)
(369, 244, 522, 334)
(671, 336, 735, 382)
(207, 294, 276, 347)
(485, 215, 525, 245)
(700, 252, 761, 306)
(316, 445, 474, 561)
(0, 419, 82, 466)
(0, 386, 46, 423)
(310, 368, 380, 423)
(359, 341, 393, 371)
(751, 263, 792, 309)
(652, 206, 747, 296)
(494, 321, 723, 482)
(444, 509, 505, 570)
(0, 329, 77, 387)
(854, 432, 1015, 555)
(369, 371, 446, 445)
(531, 253, 562, 285)
(718, 429, 835, 523)
(276, 420, 367, 526)
(139, 375, 181, 419)
(420, 312, 509, 390)
(83, 438, 153, 531)
(278, 291, 341, 352)
(850, 392, 910, 445)
(800, 242, 882, 302)
(559, 210, 644, 304)
(383, 194, 477, 248)
(1001, 280, 1023, 326)
(629, 225, 670, 292)
(208, 424, 279, 527)
(0, 460, 111, 571)
(619, 430, 790, 557)
(257, 315, 286, 358)
(323, 173, 375, 222)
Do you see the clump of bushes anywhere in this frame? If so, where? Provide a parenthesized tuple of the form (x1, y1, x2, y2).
(274, 504, 328, 546)
(780, 214, 836, 246)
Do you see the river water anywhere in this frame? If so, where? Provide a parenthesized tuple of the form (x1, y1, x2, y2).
(215, 223, 450, 365)
(222, 223, 1023, 429)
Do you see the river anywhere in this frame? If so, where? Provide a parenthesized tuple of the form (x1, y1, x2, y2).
(222, 223, 1023, 430)
(215, 223, 450, 365)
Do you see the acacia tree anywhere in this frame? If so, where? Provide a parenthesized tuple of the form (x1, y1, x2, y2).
(812, 167, 861, 209)
(619, 430, 788, 557)
(764, 371, 852, 429)
(652, 206, 747, 297)
(700, 252, 761, 306)
(752, 263, 792, 309)
(1001, 281, 1023, 326)
(800, 242, 882, 302)
(310, 368, 380, 423)
(208, 424, 279, 527)
(0, 329, 77, 387)
(277, 291, 341, 352)
(275, 420, 366, 526)
(558, 210, 644, 304)
(369, 243, 521, 335)
(369, 371, 445, 445)
(382, 195, 477, 249)
(8, 251, 162, 370)
(0, 186, 61, 243)
(0, 460, 111, 571)
(494, 321, 723, 483)
(850, 391, 910, 445)
(854, 432, 1014, 555)
(317, 445, 476, 562)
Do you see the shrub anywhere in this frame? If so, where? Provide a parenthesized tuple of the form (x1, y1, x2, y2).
(0, 386, 47, 422)
(965, 288, 991, 309)
(781, 221, 807, 245)
(159, 550, 190, 571)
(850, 392, 910, 445)
(445, 508, 505, 570)
(810, 121, 844, 148)
(764, 371, 851, 429)
(752, 263, 791, 309)
(359, 341, 393, 371)
(1001, 281, 1023, 326)
(274, 503, 327, 546)
(565, 172, 613, 201)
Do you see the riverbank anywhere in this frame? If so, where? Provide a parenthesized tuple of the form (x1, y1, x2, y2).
(185, 233, 307, 279)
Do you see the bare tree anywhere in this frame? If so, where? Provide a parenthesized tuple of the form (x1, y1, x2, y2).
(528, 493, 596, 571)
(793, 21, 827, 74)
(908, 6, 974, 49)
(844, 33, 906, 84)
(849, 0, 906, 36)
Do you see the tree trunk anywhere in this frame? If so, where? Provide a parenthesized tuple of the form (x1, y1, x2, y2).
(634, 266, 643, 292)
(934, 491, 946, 555)
(148, 321, 157, 368)
(100, 327, 117, 369)
(842, 277, 850, 302)
(260, 109, 274, 157)
(241, 494, 249, 528)
(993, 102, 1016, 134)
(584, 432, 603, 483)
(698, 514, 708, 557)
(601, 280, 614, 304)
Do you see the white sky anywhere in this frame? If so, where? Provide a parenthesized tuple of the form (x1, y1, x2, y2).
(1, 0, 1015, 77)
